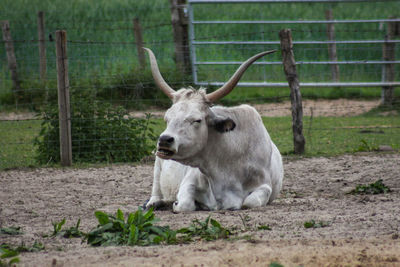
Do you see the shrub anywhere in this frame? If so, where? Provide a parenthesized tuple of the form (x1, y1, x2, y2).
(34, 88, 157, 164)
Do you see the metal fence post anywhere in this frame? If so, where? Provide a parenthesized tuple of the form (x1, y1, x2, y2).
(279, 29, 305, 154)
(55, 30, 72, 166)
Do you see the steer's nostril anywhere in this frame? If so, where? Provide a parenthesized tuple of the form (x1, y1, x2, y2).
(159, 135, 174, 145)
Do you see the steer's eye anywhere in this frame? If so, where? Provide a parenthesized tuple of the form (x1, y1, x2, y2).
(193, 119, 202, 124)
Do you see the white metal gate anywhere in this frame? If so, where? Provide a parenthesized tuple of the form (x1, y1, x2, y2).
(187, 0, 400, 88)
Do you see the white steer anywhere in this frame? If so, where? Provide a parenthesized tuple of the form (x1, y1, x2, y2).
(144, 48, 283, 212)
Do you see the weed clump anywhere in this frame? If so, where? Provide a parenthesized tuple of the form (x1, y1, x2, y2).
(348, 179, 391, 195)
(0, 242, 45, 266)
(49, 208, 232, 247)
(86, 208, 178, 246)
(303, 219, 330, 229)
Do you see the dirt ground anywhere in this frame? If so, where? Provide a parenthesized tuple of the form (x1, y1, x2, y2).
(1, 153, 399, 267)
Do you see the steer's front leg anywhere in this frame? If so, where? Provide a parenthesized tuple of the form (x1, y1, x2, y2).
(146, 156, 164, 210)
(172, 177, 197, 213)
(242, 184, 272, 209)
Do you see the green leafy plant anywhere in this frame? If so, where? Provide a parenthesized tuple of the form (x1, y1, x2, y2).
(177, 216, 231, 242)
(45, 208, 234, 247)
(61, 219, 84, 238)
(34, 88, 157, 164)
(86, 208, 177, 246)
(82, 208, 232, 247)
(13, 242, 45, 253)
(0, 227, 23, 236)
(51, 218, 66, 236)
(304, 219, 330, 229)
(50, 218, 84, 238)
(0, 244, 19, 267)
(348, 179, 391, 195)
(257, 224, 272, 231)
(0, 242, 44, 266)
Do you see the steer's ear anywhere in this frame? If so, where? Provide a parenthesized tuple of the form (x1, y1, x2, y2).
(208, 116, 236, 133)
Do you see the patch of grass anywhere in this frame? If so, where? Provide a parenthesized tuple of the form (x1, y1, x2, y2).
(303, 219, 330, 229)
(354, 139, 379, 152)
(364, 101, 400, 116)
(269, 263, 284, 267)
(348, 179, 391, 195)
(265, 115, 400, 156)
(0, 119, 41, 169)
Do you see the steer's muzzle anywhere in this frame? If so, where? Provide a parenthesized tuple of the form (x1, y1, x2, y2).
(157, 135, 176, 159)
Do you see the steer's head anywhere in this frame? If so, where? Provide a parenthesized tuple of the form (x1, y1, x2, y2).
(144, 48, 276, 163)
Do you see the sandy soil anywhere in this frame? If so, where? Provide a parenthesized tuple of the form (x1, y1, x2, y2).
(1, 153, 399, 267)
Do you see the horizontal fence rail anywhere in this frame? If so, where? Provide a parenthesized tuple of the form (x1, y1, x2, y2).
(192, 18, 400, 24)
(192, 40, 400, 45)
(188, 0, 398, 3)
(195, 82, 400, 87)
(195, 60, 400, 65)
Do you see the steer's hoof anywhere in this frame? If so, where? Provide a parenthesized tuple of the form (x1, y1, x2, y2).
(142, 199, 150, 210)
(172, 201, 179, 213)
(145, 200, 172, 211)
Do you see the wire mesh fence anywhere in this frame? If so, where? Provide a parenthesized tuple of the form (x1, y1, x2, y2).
(1, 0, 400, 169)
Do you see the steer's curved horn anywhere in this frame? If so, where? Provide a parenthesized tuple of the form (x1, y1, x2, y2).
(206, 50, 277, 102)
(143, 47, 175, 99)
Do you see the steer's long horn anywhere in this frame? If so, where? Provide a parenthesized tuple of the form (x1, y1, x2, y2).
(206, 50, 277, 102)
(143, 47, 175, 99)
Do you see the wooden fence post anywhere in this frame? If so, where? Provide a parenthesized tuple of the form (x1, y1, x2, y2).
(1, 20, 21, 103)
(325, 9, 340, 82)
(279, 29, 305, 154)
(55, 30, 72, 167)
(38, 11, 47, 81)
(381, 18, 398, 106)
(133, 18, 146, 69)
(169, 0, 191, 75)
